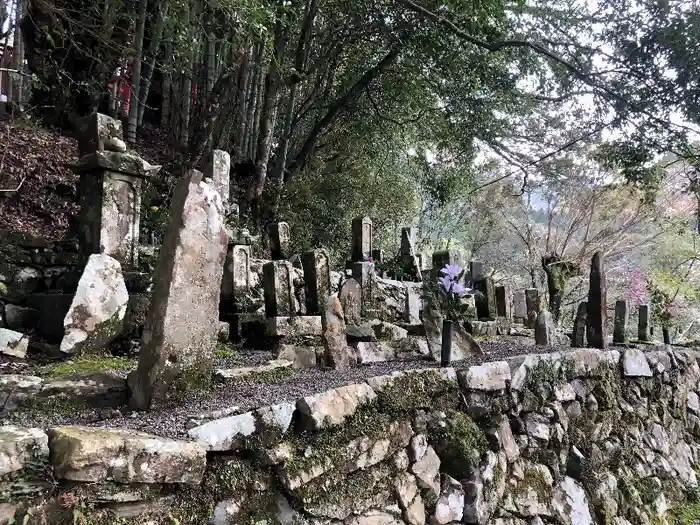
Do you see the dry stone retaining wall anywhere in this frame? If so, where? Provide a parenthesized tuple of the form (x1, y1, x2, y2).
(2, 347, 700, 524)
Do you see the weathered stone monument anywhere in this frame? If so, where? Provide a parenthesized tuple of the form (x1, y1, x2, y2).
(302, 250, 331, 315)
(586, 252, 607, 349)
(268, 222, 291, 260)
(525, 288, 541, 328)
(638, 304, 650, 342)
(263, 261, 295, 318)
(474, 277, 497, 319)
(513, 290, 527, 322)
(321, 295, 349, 369)
(613, 299, 629, 344)
(495, 285, 511, 318)
(352, 261, 374, 316)
(572, 301, 587, 347)
(339, 278, 362, 326)
(351, 216, 373, 261)
(72, 113, 161, 271)
(432, 250, 461, 273)
(469, 261, 485, 284)
(398, 227, 422, 281)
(534, 310, 555, 345)
(404, 285, 421, 325)
(129, 170, 227, 409)
(203, 149, 231, 208)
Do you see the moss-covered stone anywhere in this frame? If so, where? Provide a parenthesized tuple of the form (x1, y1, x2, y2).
(429, 409, 487, 479)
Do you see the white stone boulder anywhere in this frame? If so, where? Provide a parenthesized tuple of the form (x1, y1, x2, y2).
(60, 254, 128, 354)
(0, 328, 28, 359)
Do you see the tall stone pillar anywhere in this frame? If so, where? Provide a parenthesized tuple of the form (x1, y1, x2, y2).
(72, 113, 161, 271)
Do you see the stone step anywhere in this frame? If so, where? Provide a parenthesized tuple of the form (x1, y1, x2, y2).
(213, 359, 293, 381)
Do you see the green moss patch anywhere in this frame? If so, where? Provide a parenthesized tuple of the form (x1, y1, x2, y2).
(38, 355, 135, 378)
(429, 409, 487, 478)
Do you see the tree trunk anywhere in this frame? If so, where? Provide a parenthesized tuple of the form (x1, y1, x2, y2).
(180, 1, 193, 148)
(160, 38, 173, 129)
(127, 0, 148, 143)
(249, 55, 265, 160)
(286, 44, 403, 179)
(138, 0, 170, 127)
(10, 0, 25, 105)
(232, 41, 250, 162)
(270, 0, 317, 194)
(248, 9, 288, 222)
(243, 43, 262, 160)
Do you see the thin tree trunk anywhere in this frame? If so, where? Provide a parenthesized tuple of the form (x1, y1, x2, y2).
(286, 44, 403, 179)
(271, 0, 317, 184)
(249, 55, 265, 161)
(10, 0, 24, 104)
(160, 39, 173, 129)
(127, 0, 148, 143)
(242, 42, 260, 160)
(180, 1, 193, 148)
(232, 41, 250, 162)
(138, 0, 170, 127)
(248, 9, 287, 219)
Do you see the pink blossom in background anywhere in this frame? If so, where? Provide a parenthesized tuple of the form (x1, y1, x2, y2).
(623, 266, 646, 304)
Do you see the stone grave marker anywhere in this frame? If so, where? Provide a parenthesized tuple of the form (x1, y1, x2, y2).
(203, 149, 230, 208)
(432, 250, 461, 273)
(321, 295, 350, 369)
(525, 288, 541, 328)
(572, 301, 587, 347)
(474, 277, 497, 319)
(302, 250, 331, 315)
(586, 252, 607, 349)
(268, 222, 291, 260)
(339, 278, 362, 325)
(221, 244, 251, 305)
(129, 169, 227, 410)
(513, 290, 527, 321)
(263, 261, 295, 318)
(535, 310, 555, 345)
(495, 285, 510, 318)
(352, 261, 374, 315)
(613, 299, 629, 344)
(404, 285, 421, 324)
(638, 304, 650, 342)
(72, 113, 161, 271)
(401, 227, 416, 257)
(351, 216, 373, 262)
(469, 261, 486, 284)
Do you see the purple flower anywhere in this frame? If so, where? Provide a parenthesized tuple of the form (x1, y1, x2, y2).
(451, 283, 469, 296)
(438, 276, 453, 292)
(441, 264, 461, 278)
(367, 257, 374, 263)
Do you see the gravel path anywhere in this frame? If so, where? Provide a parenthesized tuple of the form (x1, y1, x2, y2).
(3, 338, 670, 439)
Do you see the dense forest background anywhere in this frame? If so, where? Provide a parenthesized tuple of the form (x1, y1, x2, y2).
(2, 0, 700, 337)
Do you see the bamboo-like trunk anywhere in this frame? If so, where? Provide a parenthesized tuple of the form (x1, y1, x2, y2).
(127, 0, 148, 143)
(242, 42, 260, 160)
(10, 0, 25, 105)
(160, 39, 173, 129)
(180, 1, 193, 148)
(138, 0, 170, 126)
(232, 41, 250, 162)
(270, 0, 317, 184)
(249, 9, 288, 220)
